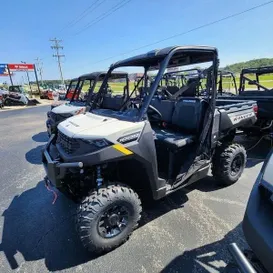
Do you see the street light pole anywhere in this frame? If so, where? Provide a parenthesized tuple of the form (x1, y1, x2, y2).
(34, 57, 44, 86)
(21, 61, 32, 97)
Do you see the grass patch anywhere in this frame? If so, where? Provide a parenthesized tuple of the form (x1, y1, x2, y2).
(26, 74, 273, 95)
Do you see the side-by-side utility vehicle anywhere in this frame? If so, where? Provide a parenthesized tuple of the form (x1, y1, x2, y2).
(46, 71, 129, 135)
(161, 69, 238, 97)
(43, 46, 257, 253)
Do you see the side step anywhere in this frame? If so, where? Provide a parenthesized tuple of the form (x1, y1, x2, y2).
(165, 163, 210, 196)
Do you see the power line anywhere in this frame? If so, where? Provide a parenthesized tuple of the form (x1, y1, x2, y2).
(91, 0, 273, 65)
(60, 0, 107, 32)
(50, 38, 65, 84)
(75, 0, 132, 36)
(35, 57, 44, 85)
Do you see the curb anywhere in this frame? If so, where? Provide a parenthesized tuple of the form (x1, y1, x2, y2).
(0, 102, 51, 112)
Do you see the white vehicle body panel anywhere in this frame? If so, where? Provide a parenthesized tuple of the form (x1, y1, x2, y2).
(52, 103, 86, 115)
(58, 112, 145, 142)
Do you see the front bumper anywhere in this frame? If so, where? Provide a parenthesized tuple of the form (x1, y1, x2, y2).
(46, 118, 57, 136)
(42, 135, 83, 188)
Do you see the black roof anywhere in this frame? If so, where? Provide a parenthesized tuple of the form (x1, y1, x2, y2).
(78, 71, 128, 80)
(241, 66, 273, 75)
(111, 45, 217, 68)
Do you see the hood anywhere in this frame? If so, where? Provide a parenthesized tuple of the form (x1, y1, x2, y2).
(52, 103, 86, 115)
(58, 112, 145, 141)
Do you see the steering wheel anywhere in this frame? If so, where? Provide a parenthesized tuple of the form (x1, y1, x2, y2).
(156, 86, 172, 99)
(88, 94, 102, 108)
(147, 105, 162, 122)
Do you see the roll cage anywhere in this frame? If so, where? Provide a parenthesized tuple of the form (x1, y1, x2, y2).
(239, 66, 273, 93)
(218, 70, 238, 95)
(92, 46, 218, 121)
(69, 71, 129, 104)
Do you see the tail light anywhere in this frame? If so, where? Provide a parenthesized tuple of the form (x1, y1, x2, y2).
(253, 104, 258, 116)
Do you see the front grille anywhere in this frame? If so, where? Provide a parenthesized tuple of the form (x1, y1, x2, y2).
(57, 131, 80, 154)
(50, 112, 63, 123)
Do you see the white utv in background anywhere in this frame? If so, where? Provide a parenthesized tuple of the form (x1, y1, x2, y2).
(43, 46, 257, 254)
(46, 71, 129, 135)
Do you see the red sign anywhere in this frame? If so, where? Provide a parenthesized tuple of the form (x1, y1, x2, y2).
(8, 64, 34, 71)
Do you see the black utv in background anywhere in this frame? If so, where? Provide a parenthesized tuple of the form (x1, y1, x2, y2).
(219, 66, 273, 136)
(43, 45, 257, 254)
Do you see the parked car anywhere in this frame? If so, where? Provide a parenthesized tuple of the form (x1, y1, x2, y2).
(40, 88, 54, 100)
(0, 87, 9, 96)
(0, 94, 3, 108)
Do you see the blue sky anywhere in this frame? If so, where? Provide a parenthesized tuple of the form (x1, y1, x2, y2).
(0, 0, 273, 83)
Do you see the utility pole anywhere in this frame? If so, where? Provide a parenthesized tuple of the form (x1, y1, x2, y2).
(50, 38, 65, 85)
(35, 57, 44, 86)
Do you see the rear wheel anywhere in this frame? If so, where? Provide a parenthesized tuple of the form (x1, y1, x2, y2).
(212, 143, 246, 185)
(76, 183, 142, 253)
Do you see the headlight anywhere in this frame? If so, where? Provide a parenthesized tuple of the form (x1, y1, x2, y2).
(74, 108, 85, 115)
(82, 138, 111, 148)
(118, 132, 141, 144)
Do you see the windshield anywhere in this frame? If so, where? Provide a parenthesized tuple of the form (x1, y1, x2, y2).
(91, 48, 216, 122)
(94, 74, 128, 95)
(65, 80, 79, 100)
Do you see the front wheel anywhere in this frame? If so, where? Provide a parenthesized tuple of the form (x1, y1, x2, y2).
(4, 98, 11, 106)
(76, 183, 142, 253)
(212, 143, 246, 185)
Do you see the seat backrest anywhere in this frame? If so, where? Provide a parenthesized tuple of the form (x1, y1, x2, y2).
(182, 79, 199, 97)
(172, 97, 206, 133)
(167, 86, 179, 95)
(138, 87, 149, 98)
(150, 97, 175, 123)
(102, 94, 125, 110)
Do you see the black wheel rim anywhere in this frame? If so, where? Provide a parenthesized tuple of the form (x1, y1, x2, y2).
(230, 154, 243, 177)
(98, 204, 130, 238)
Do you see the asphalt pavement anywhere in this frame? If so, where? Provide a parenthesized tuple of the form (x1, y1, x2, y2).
(0, 106, 271, 273)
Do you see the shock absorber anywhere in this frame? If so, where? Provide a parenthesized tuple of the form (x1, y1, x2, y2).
(96, 166, 103, 187)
